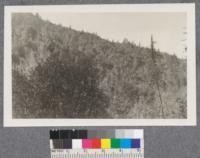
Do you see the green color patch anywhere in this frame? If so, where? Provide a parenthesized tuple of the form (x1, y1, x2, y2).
(111, 139, 120, 148)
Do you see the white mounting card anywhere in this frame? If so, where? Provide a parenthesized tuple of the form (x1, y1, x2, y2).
(4, 4, 196, 126)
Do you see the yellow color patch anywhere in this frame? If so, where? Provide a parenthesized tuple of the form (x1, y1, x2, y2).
(101, 139, 111, 149)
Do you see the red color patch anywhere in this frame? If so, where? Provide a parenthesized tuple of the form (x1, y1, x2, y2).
(92, 139, 101, 148)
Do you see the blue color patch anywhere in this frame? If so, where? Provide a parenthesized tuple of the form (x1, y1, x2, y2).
(131, 139, 140, 148)
(120, 139, 132, 148)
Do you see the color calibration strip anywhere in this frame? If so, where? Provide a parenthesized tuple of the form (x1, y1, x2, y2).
(50, 129, 144, 158)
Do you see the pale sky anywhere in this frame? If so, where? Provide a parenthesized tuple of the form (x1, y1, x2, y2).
(38, 12, 187, 58)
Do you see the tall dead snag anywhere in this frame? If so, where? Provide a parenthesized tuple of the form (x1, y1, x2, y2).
(150, 35, 164, 118)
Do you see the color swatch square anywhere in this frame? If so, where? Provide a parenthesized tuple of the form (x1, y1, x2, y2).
(63, 139, 72, 149)
(101, 139, 111, 149)
(124, 129, 135, 138)
(133, 129, 143, 139)
(53, 139, 62, 149)
(92, 139, 101, 148)
(132, 139, 140, 148)
(111, 139, 120, 148)
(82, 139, 92, 148)
(72, 139, 82, 149)
(115, 129, 125, 138)
(120, 139, 132, 148)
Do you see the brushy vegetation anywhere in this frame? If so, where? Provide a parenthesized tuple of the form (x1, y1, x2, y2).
(12, 13, 187, 118)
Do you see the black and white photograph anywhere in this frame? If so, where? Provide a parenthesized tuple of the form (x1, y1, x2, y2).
(4, 4, 196, 126)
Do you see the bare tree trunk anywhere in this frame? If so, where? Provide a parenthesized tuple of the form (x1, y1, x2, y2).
(151, 35, 164, 118)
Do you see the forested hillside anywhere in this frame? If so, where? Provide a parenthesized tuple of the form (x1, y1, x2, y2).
(12, 13, 187, 118)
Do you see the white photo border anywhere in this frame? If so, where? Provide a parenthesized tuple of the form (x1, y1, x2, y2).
(4, 4, 196, 127)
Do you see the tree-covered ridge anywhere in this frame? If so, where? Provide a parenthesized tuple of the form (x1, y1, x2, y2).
(12, 13, 187, 118)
